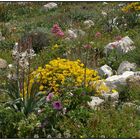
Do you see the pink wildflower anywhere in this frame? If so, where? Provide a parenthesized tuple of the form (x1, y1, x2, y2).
(52, 101, 62, 110)
(95, 32, 101, 38)
(51, 23, 64, 37)
(84, 44, 92, 49)
(46, 93, 54, 102)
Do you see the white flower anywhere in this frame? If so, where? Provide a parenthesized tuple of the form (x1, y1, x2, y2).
(8, 64, 13, 68)
(7, 73, 12, 79)
(69, 92, 73, 96)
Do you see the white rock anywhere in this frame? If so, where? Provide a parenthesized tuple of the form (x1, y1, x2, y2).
(0, 32, 5, 41)
(67, 29, 77, 39)
(98, 64, 113, 78)
(117, 61, 137, 75)
(88, 96, 104, 109)
(66, 29, 85, 39)
(43, 2, 58, 11)
(101, 91, 119, 101)
(102, 2, 108, 5)
(118, 3, 125, 7)
(84, 20, 94, 28)
(104, 36, 135, 55)
(101, 11, 107, 17)
(105, 71, 135, 88)
(0, 58, 7, 69)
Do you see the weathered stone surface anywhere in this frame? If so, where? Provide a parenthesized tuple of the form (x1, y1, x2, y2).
(104, 36, 135, 55)
(117, 61, 137, 75)
(126, 74, 140, 87)
(0, 58, 7, 69)
(43, 3, 58, 11)
(105, 71, 135, 88)
(98, 64, 113, 78)
(67, 29, 77, 39)
(101, 91, 119, 101)
(66, 29, 85, 40)
(0, 32, 5, 41)
(88, 96, 104, 109)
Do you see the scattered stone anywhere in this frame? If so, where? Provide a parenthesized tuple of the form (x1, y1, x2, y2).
(118, 3, 125, 7)
(102, 2, 108, 5)
(101, 91, 119, 101)
(67, 29, 77, 39)
(134, 71, 140, 76)
(127, 74, 140, 87)
(117, 61, 137, 75)
(43, 2, 58, 11)
(104, 36, 135, 55)
(88, 96, 104, 109)
(66, 29, 85, 40)
(101, 11, 107, 17)
(83, 20, 94, 28)
(105, 71, 135, 88)
(0, 32, 5, 41)
(0, 58, 8, 69)
(98, 64, 113, 78)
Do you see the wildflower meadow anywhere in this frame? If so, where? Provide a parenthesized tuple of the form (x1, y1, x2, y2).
(0, 1, 140, 138)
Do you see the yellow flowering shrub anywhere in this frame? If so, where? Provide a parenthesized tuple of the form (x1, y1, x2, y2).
(28, 58, 100, 94)
(122, 2, 140, 12)
(23, 58, 114, 96)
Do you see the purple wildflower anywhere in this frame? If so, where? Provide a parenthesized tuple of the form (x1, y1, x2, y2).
(56, 30, 64, 37)
(52, 101, 62, 110)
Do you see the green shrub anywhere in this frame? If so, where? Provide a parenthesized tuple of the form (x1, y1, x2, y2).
(21, 31, 50, 53)
(0, 106, 24, 138)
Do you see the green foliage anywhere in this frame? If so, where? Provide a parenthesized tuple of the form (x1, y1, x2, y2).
(0, 106, 24, 138)
(57, 105, 140, 138)
(17, 113, 41, 138)
(21, 31, 50, 53)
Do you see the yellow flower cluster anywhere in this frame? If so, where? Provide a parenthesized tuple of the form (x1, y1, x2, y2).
(52, 44, 59, 50)
(29, 58, 100, 93)
(91, 80, 110, 95)
(122, 2, 140, 12)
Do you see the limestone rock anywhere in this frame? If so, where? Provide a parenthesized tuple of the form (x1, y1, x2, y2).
(98, 64, 113, 78)
(117, 61, 137, 75)
(0, 58, 7, 69)
(101, 91, 119, 101)
(88, 96, 104, 109)
(43, 2, 58, 11)
(104, 36, 135, 55)
(105, 71, 135, 88)
(67, 29, 77, 39)
(127, 74, 140, 87)
(0, 32, 5, 41)
(66, 29, 85, 40)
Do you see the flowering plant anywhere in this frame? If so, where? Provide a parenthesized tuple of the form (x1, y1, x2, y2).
(29, 58, 100, 94)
